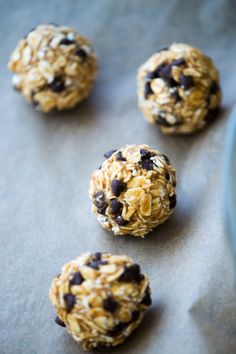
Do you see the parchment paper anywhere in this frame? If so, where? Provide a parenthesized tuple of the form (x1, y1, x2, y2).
(1, 1, 236, 353)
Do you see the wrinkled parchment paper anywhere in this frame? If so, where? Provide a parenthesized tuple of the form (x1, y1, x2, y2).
(1, 1, 236, 353)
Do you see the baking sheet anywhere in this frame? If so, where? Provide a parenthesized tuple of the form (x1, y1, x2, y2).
(1, 0, 236, 353)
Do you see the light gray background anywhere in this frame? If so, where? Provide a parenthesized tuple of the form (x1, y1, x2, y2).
(1, 1, 236, 353)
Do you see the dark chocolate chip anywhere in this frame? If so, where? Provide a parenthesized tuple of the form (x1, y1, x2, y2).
(165, 172, 170, 181)
(210, 81, 220, 94)
(75, 48, 88, 61)
(93, 252, 102, 261)
(141, 286, 152, 306)
(119, 264, 142, 283)
(63, 294, 76, 312)
(87, 259, 107, 270)
(103, 297, 118, 313)
(116, 151, 126, 161)
(168, 77, 179, 87)
(204, 108, 219, 124)
(110, 198, 123, 215)
(55, 316, 66, 327)
(161, 154, 170, 164)
(111, 179, 126, 197)
(115, 215, 129, 226)
(171, 90, 181, 102)
(49, 77, 65, 93)
(144, 82, 153, 99)
(146, 71, 158, 80)
(140, 149, 156, 170)
(141, 159, 154, 170)
(171, 58, 185, 67)
(97, 205, 107, 215)
(158, 64, 172, 80)
(179, 75, 194, 89)
(156, 116, 171, 127)
(70, 272, 84, 286)
(60, 38, 76, 45)
(104, 149, 117, 159)
(94, 191, 106, 208)
(130, 310, 140, 322)
(169, 194, 177, 209)
(107, 322, 125, 337)
(140, 149, 153, 159)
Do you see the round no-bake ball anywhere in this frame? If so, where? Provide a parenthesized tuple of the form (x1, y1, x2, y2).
(137, 43, 221, 134)
(8, 23, 97, 112)
(49, 252, 151, 350)
(89, 144, 177, 237)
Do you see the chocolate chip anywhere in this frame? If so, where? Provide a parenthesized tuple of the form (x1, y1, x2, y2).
(75, 48, 88, 61)
(171, 90, 181, 102)
(119, 264, 142, 283)
(107, 311, 141, 337)
(146, 71, 158, 80)
(179, 75, 194, 89)
(171, 58, 185, 67)
(141, 159, 154, 170)
(94, 191, 106, 208)
(111, 179, 126, 197)
(161, 154, 170, 164)
(63, 294, 76, 312)
(159, 64, 172, 80)
(55, 316, 66, 327)
(141, 286, 152, 306)
(107, 322, 126, 337)
(97, 205, 107, 215)
(115, 215, 129, 226)
(140, 149, 153, 159)
(210, 81, 220, 94)
(110, 198, 123, 215)
(156, 115, 171, 126)
(144, 82, 153, 98)
(93, 252, 102, 261)
(169, 194, 177, 209)
(140, 149, 156, 170)
(165, 172, 170, 180)
(87, 259, 107, 270)
(70, 272, 84, 286)
(116, 151, 126, 161)
(49, 77, 65, 93)
(204, 108, 219, 124)
(104, 149, 117, 159)
(168, 78, 179, 87)
(130, 310, 140, 322)
(60, 38, 76, 45)
(103, 297, 118, 313)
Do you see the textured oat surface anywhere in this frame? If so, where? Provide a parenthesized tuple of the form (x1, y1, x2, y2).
(8, 24, 97, 112)
(1, 1, 236, 354)
(49, 252, 151, 350)
(89, 145, 176, 237)
(137, 43, 221, 134)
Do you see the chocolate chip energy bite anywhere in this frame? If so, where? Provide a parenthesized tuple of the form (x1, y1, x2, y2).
(8, 23, 97, 112)
(89, 144, 176, 237)
(49, 252, 151, 350)
(137, 43, 221, 134)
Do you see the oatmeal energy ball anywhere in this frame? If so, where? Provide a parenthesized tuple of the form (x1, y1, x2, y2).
(8, 23, 97, 112)
(137, 43, 221, 134)
(89, 144, 176, 237)
(49, 252, 151, 350)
